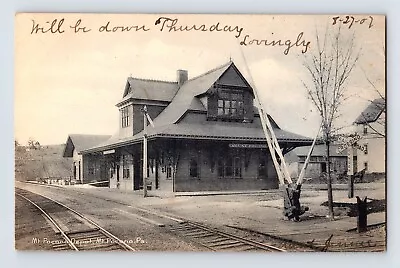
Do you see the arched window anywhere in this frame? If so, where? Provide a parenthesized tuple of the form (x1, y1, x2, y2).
(189, 158, 199, 178)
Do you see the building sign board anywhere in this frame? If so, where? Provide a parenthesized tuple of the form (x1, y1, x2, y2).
(336, 133, 366, 154)
(229, 143, 267, 149)
(103, 149, 115, 155)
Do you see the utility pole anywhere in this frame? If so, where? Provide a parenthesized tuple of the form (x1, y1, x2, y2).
(238, 49, 318, 220)
(239, 58, 290, 186)
(143, 106, 148, 198)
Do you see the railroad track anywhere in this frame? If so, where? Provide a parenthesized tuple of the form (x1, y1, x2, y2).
(167, 221, 286, 252)
(25, 184, 385, 252)
(15, 188, 135, 251)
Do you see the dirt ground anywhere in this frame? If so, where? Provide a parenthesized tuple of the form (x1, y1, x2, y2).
(15, 181, 386, 251)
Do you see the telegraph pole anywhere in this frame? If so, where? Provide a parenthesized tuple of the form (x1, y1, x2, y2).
(143, 106, 148, 198)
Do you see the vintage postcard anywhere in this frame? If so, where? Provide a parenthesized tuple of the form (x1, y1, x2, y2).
(15, 14, 386, 252)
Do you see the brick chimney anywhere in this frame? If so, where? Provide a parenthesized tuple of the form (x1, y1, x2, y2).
(177, 69, 188, 86)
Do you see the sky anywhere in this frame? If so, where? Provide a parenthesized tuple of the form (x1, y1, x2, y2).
(15, 14, 385, 145)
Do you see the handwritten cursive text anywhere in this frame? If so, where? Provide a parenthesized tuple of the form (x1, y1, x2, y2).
(31, 19, 65, 34)
(239, 32, 311, 55)
(155, 17, 244, 39)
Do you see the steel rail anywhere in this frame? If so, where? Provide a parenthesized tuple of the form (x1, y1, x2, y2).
(16, 193, 79, 251)
(185, 221, 286, 252)
(124, 201, 284, 251)
(17, 185, 287, 252)
(16, 189, 136, 252)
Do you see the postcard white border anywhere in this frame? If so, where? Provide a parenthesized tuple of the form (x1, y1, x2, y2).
(3, 1, 399, 268)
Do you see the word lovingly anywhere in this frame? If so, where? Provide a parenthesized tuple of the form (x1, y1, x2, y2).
(155, 17, 243, 38)
(332, 15, 374, 29)
(239, 32, 311, 55)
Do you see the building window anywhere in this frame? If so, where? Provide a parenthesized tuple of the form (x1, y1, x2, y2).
(234, 157, 242, 178)
(364, 144, 368, 155)
(122, 155, 130, 179)
(166, 166, 172, 179)
(363, 124, 368, 135)
(189, 158, 199, 178)
(364, 162, 368, 171)
(258, 155, 268, 178)
(88, 161, 95, 175)
(121, 107, 130, 128)
(217, 156, 242, 179)
(217, 89, 244, 119)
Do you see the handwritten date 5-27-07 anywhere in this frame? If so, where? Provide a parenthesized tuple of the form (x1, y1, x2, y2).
(332, 15, 374, 29)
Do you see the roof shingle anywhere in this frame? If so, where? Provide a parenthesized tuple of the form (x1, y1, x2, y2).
(292, 144, 347, 158)
(121, 77, 179, 103)
(354, 98, 385, 124)
(81, 61, 313, 154)
(82, 122, 312, 153)
(151, 61, 232, 126)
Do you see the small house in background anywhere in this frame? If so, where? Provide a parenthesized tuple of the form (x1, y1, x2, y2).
(353, 98, 386, 174)
(285, 144, 348, 180)
(63, 134, 111, 183)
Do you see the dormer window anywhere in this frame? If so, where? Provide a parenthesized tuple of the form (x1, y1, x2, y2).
(216, 89, 245, 119)
(207, 86, 253, 122)
(121, 106, 130, 128)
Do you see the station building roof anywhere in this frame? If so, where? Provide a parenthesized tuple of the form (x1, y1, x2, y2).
(63, 134, 111, 157)
(82, 61, 313, 154)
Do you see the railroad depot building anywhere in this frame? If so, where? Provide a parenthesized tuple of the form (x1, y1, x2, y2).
(63, 134, 111, 183)
(78, 61, 313, 192)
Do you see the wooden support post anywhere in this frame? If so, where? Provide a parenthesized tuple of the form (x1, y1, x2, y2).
(143, 107, 148, 198)
(356, 196, 368, 233)
(155, 154, 159, 190)
(347, 147, 354, 198)
(348, 175, 354, 198)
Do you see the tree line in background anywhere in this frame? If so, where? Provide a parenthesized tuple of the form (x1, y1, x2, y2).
(15, 137, 41, 150)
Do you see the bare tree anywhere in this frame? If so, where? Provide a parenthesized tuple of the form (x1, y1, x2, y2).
(303, 25, 361, 219)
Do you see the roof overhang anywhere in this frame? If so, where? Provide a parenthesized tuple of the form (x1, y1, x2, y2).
(81, 133, 313, 155)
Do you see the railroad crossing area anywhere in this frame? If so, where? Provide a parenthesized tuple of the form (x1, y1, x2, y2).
(18, 181, 386, 252)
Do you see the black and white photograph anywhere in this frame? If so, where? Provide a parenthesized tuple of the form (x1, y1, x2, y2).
(14, 13, 386, 252)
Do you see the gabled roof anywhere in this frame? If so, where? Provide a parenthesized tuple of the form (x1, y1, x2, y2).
(151, 61, 233, 126)
(119, 77, 179, 104)
(292, 144, 347, 158)
(354, 98, 385, 124)
(63, 134, 111, 157)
